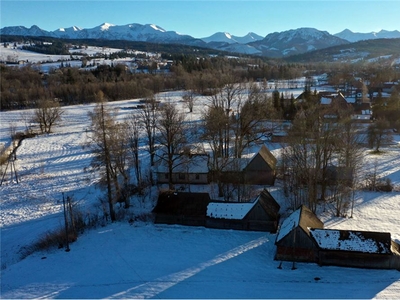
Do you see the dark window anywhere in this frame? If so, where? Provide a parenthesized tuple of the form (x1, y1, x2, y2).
(195, 174, 200, 180)
(165, 174, 169, 179)
(179, 173, 185, 180)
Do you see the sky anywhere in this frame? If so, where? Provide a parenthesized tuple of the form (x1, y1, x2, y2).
(1, 1, 400, 38)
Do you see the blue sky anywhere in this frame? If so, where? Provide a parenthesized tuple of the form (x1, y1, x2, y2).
(1, 1, 399, 38)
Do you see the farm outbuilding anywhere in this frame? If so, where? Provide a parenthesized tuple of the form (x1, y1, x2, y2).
(214, 145, 277, 186)
(310, 229, 400, 270)
(206, 189, 280, 232)
(275, 205, 324, 262)
(275, 205, 400, 270)
(243, 145, 277, 185)
(152, 191, 212, 226)
(153, 189, 280, 232)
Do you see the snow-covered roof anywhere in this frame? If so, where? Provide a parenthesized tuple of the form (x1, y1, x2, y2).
(206, 200, 257, 220)
(275, 207, 301, 242)
(310, 229, 392, 254)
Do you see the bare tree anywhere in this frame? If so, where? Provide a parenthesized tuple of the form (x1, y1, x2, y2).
(139, 96, 158, 167)
(368, 118, 393, 152)
(88, 98, 116, 221)
(182, 90, 197, 113)
(232, 83, 269, 158)
(34, 99, 64, 133)
(202, 105, 230, 197)
(156, 102, 187, 190)
(282, 102, 339, 212)
(208, 78, 244, 158)
(127, 114, 142, 187)
(88, 92, 132, 219)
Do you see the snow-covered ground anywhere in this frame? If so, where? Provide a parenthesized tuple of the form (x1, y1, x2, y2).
(0, 44, 149, 73)
(1, 88, 400, 298)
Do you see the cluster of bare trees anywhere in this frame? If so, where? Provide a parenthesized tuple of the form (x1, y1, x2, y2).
(281, 94, 364, 216)
(87, 91, 193, 220)
(201, 78, 276, 197)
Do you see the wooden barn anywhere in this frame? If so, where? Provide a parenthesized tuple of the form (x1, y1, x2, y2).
(275, 205, 324, 262)
(206, 189, 280, 232)
(243, 145, 277, 185)
(214, 145, 277, 186)
(275, 205, 400, 270)
(152, 191, 212, 226)
(310, 228, 400, 270)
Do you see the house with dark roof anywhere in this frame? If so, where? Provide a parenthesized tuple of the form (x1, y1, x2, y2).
(206, 189, 280, 232)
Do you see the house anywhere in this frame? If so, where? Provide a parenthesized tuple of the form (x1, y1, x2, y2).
(206, 189, 280, 232)
(152, 191, 212, 226)
(155, 154, 209, 185)
(214, 145, 277, 186)
(310, 228, 400, 270)
(275, 205, 324, 262)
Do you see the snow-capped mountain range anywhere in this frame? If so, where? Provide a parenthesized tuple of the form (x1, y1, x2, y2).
(1, 23, 399, 57)
(250, 28, 349, 57)
(334, 29, 400, 42)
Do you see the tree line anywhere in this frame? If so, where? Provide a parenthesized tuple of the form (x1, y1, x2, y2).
(1, 56, 318, 111)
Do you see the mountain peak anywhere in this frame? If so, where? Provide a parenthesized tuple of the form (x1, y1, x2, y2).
(99, 23, 115, 31)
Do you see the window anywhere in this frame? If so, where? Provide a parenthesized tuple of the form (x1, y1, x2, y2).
(179, 173, 185, 180)
(195, 174, 200, 180)
(165, 174, 169, 179)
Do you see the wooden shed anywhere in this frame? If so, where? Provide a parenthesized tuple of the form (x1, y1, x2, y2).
(206, 189, 280, 232)
(275, 205, 324, 262)
(214, 145, 277, 186)
(243, 145, 277, 185)
(310, 228, 400, 270)
(152, 191, 212, 226)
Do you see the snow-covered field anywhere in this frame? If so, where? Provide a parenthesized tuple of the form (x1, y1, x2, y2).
(0, 44, 148, 73)
(1, 89, 400, 298)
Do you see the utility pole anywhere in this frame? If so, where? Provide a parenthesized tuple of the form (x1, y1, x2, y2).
(62, 193, 70, 252)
